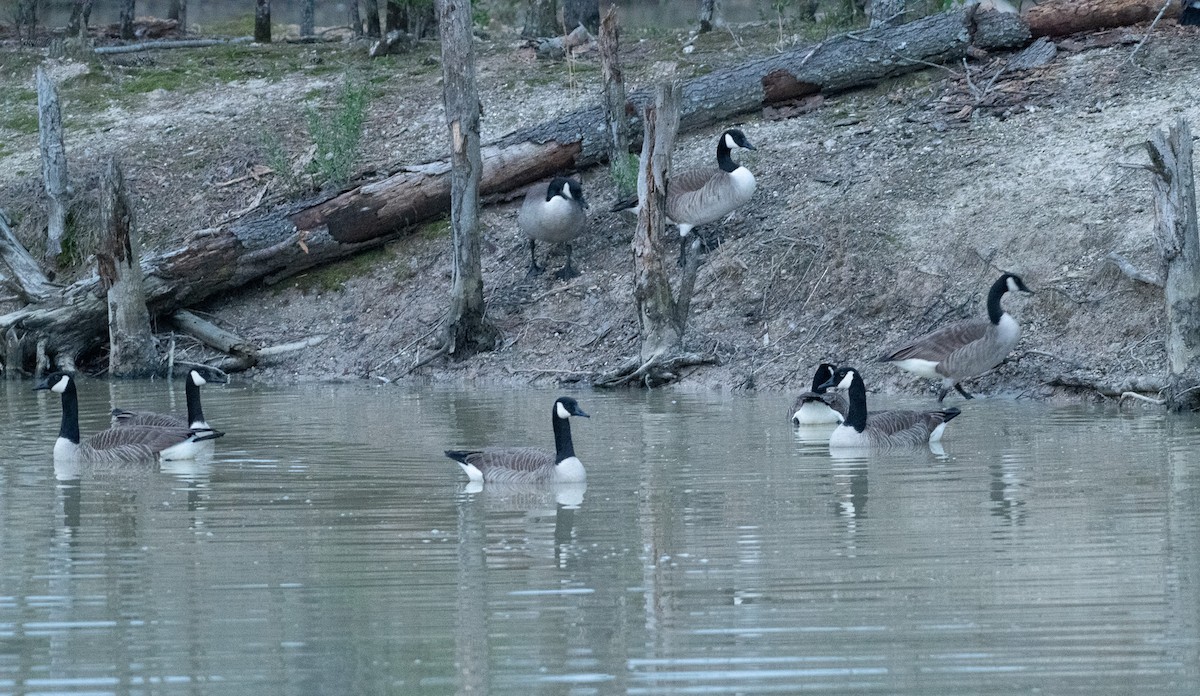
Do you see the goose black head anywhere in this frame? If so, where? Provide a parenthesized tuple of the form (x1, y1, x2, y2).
(33, 371, 74, 394)
(554, 396, 590, 419)
(820, 366, 859, 392)
(812, 363, 839, 392)
(548, 177, 588, 210)
(1000, 272, 1033, 295)
(722, 128, 756, 152)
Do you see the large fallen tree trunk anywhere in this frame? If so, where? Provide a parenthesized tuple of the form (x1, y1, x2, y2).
(0, 1, 1169, 369)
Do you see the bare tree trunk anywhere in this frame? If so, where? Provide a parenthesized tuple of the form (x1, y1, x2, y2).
(348, 0, 363, 36)
(301, 0, 315, 36)
(36, 66, 68, 261)
(524, 0, 559, 37)
(119, 0, 136, 40)
(16, 0, 37, 43)
(168, 0, 187, 34)
(698, 0, 720, 33)
(67, 0, 95, 37)
(363, 0, 382, 37)
(1145, 119, 1200, 411)
(870, 0, 906, 28)
(255, 0, 272, 43)
(98, 159, 158, 378)
(386, 0, 402, 33)
(599, 83, 710, 387)
(598, 4, 633, 199)
(436, 0, 497, 358)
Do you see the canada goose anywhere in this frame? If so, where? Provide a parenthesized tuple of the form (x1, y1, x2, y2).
(111, 369, 212, 430)
(669, 128, 757, 265)
(610, 128, 757, 266)
(34, 372, 224, 463)
(518, 176, 589, 280)
(820, 366, 961, 449)
(790, 362, 848, 425)
(445, 396, 589, 483)
(877, 272, 1033, 402)
(1182, 1, 1200, 24)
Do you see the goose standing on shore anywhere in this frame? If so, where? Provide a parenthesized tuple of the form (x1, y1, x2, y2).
(877, 272, 1033, 402)
(790, 363, 848, 425)
(518, 176, 589, 280)
(446, 396, 590, 484)
(112, 369, 213, 430)
(666, 128, 758, 266)
(820, 366, 961, 449)
(35, 372, 224, 463)
(610, 128, 757, 266)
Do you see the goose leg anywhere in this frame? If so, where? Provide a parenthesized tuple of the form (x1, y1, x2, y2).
(554, 244, 580, 280)
(526, 240, 544, 277)
(954, 383, 975, 400)
(936, 386, 951, 403)
(677, 237, 689, 267)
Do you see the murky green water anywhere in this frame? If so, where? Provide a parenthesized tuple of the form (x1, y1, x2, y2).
(1, 379, 1199, 694)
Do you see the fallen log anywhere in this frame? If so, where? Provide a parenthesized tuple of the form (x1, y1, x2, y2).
(1023, 0, 1178, 38)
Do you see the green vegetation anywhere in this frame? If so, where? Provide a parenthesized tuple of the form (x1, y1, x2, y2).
(419, 217, 452, 240)
(294, 247, 392, 293)
(305, 81, 369, 189)
(610, 152, 639, 200)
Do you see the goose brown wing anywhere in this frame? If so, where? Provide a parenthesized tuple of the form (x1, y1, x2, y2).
(879, 318, 990, 363)
(868, 409, 959, 447)
(88, 425, 192, 452)
(112, 410, 187, 428)
(668, 167, 717, 196)
(465, 447, 556, 473)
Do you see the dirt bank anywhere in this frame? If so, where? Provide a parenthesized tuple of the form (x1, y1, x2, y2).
(2, 19, 1198, 402)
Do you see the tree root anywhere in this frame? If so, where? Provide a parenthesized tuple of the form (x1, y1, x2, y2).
(595, 351, 716, 388)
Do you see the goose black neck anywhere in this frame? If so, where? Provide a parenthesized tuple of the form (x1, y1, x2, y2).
(717, 138, 739, 173)
(987, 276, 1009, 325)
(57, 380, 81, 444)
(552, 412, 576, 463)
(185, 377, 205, 426)
(844, 373, 868, 433)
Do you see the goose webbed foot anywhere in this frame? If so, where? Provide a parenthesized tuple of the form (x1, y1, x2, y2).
(554, 264, 580, 280)
(526, 262, 545, 278)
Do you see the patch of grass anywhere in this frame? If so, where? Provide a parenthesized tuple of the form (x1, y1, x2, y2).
(305, 81, 369, 189)
(294, 247, 392, 293)
(122, 67, 192, 94)
(200, 14, 258, 37)
(419, 216, 452, 240)
(610, 152, 639, 200)
(0, 107, 38, 135)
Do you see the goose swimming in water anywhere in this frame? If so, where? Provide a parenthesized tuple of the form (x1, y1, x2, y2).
(111, 369, 213, 430)
(445, 396, 589, 484)
(820, 366, 961, 449)
(877, 272, 1032, 402)
(35, 372, 223, 463)
(790, 362, 848, 425)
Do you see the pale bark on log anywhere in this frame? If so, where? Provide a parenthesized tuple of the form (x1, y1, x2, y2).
(98, 158, 158, 378)
(37, 66, 68, 259)
(170, 309, 258, 364)
(0, 209, 55, 303)
(94, 37, 252, 54)
(1145, 119, 1200, 411)
(870, 0, 906, 28)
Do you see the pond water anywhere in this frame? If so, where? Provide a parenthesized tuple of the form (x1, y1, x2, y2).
(1, 379, 1199, 694)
